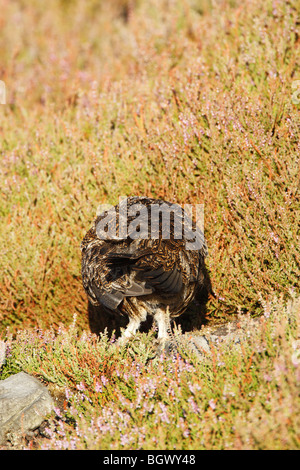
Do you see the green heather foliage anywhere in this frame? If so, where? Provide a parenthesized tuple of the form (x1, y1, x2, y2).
(0, 0, 299, 449)
(2, 294, 300, 449)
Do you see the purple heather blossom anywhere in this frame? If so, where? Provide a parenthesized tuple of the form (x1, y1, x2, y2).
(54, 406, 62, 418)
(95, 381, 102, 392)
(158, 402, 170, 424)
(188, 396, 200, 413)
(209, 399, 216, 410)
(101, 375, 109, 387)
(76, 381, 86, 391)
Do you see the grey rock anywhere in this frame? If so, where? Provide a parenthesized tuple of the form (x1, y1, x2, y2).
(186, 334, 210, 356)
(183, 316, 263, 359)
(0, 372, 54, 445)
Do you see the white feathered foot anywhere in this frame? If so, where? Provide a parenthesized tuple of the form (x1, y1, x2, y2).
(154, 307, 178, 356)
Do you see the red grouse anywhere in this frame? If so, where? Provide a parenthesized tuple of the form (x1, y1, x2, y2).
(81, 196, 208, 351)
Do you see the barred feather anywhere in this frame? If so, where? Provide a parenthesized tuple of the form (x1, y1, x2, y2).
(81, 197, 208, 338)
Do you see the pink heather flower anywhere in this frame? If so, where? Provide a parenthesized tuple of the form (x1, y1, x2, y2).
(188, 396, 200, 413)
(209, 399, 216, 410)
(43, 426, 55, 439)
(158, 402, 170, 423)
(263, 373, 273, 382)
(101, 375, 108, 387)
(95, 381, 102, 392)
(54, 406, 62, 418)
(188, 383, 201, 394)
(57, 421, 66, 437)
(120, 434, 134, 447)
(76, 381, 86, 391)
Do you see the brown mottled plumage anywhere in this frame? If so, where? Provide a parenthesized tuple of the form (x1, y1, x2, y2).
(81, 196, 208, 350)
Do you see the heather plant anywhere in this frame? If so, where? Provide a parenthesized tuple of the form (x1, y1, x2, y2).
(2, 294, 299, 449)
(0, 0, 299, 450)
(0, 0, 299, 331)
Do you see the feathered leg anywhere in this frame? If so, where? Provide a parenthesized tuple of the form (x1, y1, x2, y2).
(118, 308, 147, 346)
(154, 307, 176, 355)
